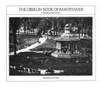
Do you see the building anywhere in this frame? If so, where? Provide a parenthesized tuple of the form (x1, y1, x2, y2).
(51, 24, 88, 58)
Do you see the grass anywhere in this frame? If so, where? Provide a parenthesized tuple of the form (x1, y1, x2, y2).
(9, 52, 92, 75)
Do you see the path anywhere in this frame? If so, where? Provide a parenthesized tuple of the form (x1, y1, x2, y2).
(10, 37, 47, 55)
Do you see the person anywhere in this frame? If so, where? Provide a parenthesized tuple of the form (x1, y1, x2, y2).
(46, 67, 54, 74)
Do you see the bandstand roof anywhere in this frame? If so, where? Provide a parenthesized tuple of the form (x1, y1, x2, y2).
(54, 37, 80, 41)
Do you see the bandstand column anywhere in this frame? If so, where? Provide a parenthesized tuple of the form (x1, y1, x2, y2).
(56, 41, 61, 50)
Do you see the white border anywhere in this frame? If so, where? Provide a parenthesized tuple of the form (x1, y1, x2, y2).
(6, 5, 96, 81)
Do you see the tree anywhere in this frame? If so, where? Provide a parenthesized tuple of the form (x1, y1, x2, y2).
(10, 18, 21, 55)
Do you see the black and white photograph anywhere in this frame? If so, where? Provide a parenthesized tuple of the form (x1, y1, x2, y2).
(0, 1, 100, 88)
(9, 17, 92, 76)
(6, 5, 96, 81)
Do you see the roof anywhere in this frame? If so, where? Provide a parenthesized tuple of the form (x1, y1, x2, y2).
(54, 37, 80, 41)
